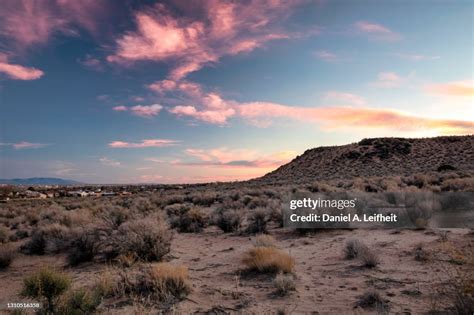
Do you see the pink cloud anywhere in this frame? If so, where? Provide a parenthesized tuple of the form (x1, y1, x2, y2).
(237, 102, 474, 134)
(393, 53, 440, 61)
(324, 91, 366, 106)
(108, 0, 307, 80)
(314, 50, 337, 62)
(425, 80, 474, 97)
(0, 56, 44, 80)
(78, 54, 103, 71)
(180, 147, 296, 169)
(149, 78, 472, 134)
(113, 104, 163, 118)
(355, 21, 401, 41)
(371, 71, 402, 88)
(112, 106, 128, 111)
(130, 104, 162, 118)
(0, 0, 110, 50)
(108, 139, 180, 148)
(12, 141, 48, 149)
(99, 156, 121, 167)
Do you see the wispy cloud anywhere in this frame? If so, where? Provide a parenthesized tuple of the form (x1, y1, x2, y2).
(354, 21, 401, 41)
(108, 139, 180, 148)
(393, 53, 440, 61)
(108, 0, 308, 80)
(0, 0, 111, 51)
(323, 91, 366, 106)
(146, 78, 473, 134)
(112, 104, 163, 118)
(425, 80, 474, 97)
(1, 141, 49, 149)
(314, 50, 338, 62)
(78, 54, 104, 71)
(99, 156, 121, 167)
(371, 72, 402, 88)
(14, 142, 47, 149)
(180, 147, 296, 169)
(0, 54, 43, 80)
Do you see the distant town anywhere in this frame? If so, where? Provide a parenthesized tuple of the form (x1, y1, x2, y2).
(0, 183, 197, 202)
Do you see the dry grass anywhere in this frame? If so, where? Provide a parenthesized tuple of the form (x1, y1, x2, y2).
(0, 245, 15, 269)
(344, 238, 364, 259)
(358, 246, 380, 268)
(273, 273, 296, 296)
(117, 263, 191, 303)
(242, 247, 295, 274)
(356, 290, 389, 312)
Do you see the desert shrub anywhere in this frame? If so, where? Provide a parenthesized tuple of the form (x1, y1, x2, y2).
(131, 197, 155, 213)
(0, 225, 9, 243)
(66, 227, 100, 266)
(254, 234, 277, 248)
(58, 288, 101, 315)
(97, 206, 130, 229)
(344, 239, 365, 259)
(116, 216, 172, 262)
(160, 194, 186, 207)
(0, 245, 15, 269)
(356, 290, 389, 311)
(171, 207, 207, 233)
(358, 247, 380, 268)
(246, 207, 269, 234)
(190, 192, 218, 206)
(22, 267, 71, 314)
(22, 223, 71, 255)
(94, 270, 116, 298)
(247, 197, 268, 209)
(118, 263, 191, 303)
(441, 178, 474, 192)
(268, 203, 284, 227)
(11, 229, 29, 241)
(242, 247, 294, 274)
(213, 209, 243, 233)
(165, 203, 192, 218)
(273, 273, 296, 296)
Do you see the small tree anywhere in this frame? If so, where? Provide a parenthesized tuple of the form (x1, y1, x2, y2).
(21, 267, 71, 314)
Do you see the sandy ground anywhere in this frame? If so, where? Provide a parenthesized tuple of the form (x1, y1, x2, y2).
(1, 227, 472, 314)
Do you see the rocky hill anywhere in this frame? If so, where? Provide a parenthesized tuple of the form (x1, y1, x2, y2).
(260, 135, 474, 183)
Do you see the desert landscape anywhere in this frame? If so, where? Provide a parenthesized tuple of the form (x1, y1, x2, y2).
(0, 136, 473, 314)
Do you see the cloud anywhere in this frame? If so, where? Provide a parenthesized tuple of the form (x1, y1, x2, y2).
(0, 0, 111, 50)
(323, 91, 366, 106)
(78, 54, 103, 71)
(0, 55, 44, 80)
(148, 78, 472, 134)
(393, 53, 440, 61)
(108, 0, 307, 80)
(108, 139, 180, 148)
(180, 147, 296, 169)
(371, 72, 402, 88)
(236, 102, 474, 134)
(354, 21, 401, 41)
(99, 156, 121, 167)
(425, 80, 474, 97)
(112, 104, 163, 118)
(6, 141, 49, 149)
(314, 50, 337, 62)
(112, 105, 128, 111)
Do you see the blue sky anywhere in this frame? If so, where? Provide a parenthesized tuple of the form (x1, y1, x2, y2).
(0, 0, 472, 183)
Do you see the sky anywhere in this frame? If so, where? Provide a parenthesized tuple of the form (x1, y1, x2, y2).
(0, 0, 473, 184)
